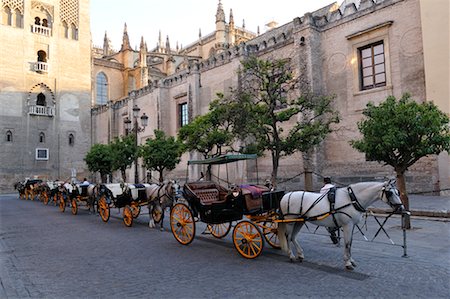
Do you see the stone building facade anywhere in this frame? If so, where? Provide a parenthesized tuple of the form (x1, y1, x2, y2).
(91, 0, 449, 193)
(0, 0, 92, 191)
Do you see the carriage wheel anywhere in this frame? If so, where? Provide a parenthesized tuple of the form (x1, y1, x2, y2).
(207, 222, 232, 239)
(43, 192, 49, 205)
(98, 196, 110, 222)
(123, 206, 133, 227)
(152, 205, 163, 224)
(170, 203, 195, 245)
(262, 221, 281, 249)
(59, 194, 65, 212)
(71, 199, 78, 215)
(233, 221, 264, 259)
(131, 203, 140, 218)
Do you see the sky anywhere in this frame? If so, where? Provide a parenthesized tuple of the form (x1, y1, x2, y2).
(90, 0, 343, 51)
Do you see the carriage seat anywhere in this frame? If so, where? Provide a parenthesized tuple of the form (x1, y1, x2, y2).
(241, 185, 270, 212)
(195, 188, 222, 205)
(78, 185, 89, 197)
(186, 182, 227, 205)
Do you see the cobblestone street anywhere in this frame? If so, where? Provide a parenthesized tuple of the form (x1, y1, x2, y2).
(1, 194, 449, 298)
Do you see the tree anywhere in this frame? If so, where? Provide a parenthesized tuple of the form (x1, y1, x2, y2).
(84, 143, 114, 183)
(178, 98, 234, 159)
(110, 135, 137, 181)
(351, 94, 450, 227)
(225, 56, 339, 188)
(140, 130, 184, 183)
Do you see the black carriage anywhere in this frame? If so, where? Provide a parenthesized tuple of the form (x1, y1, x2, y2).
(97, 183, 150, 227)
(170, 154, 284, 258)
(59, 184, 96, 215)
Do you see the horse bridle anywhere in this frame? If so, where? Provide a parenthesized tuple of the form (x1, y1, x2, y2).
(381, 183, 403, 212)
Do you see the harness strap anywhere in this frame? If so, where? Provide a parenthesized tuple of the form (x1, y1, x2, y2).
(347, 186, 366, 212)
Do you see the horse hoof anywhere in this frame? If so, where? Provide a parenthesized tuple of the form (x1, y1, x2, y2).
(289, 257, 296, 263)
(351, 261, 357, 267)
(159, 227, 164, 232)
(298, 257, 304, 263)
(345, 265, 354, 271)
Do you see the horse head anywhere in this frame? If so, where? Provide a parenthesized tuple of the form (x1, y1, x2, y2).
(381, 179, 406, 213)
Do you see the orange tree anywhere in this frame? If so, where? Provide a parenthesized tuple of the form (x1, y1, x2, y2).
(351, 94, 450, 227)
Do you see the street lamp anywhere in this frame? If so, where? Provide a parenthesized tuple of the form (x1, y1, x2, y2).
(124, 104, 148, 183)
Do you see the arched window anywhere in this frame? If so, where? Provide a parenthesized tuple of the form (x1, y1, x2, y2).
(6, 130, 13, 142)
(37, 93, 46, 106)
(37, 50, 47, 62)
(15, 9, 23, 28)
(62, 21, 68, 38)
(3, 6, 12, 26)
(68, 133, 75, 146)
(39, 132, 45, 143)
(34, 17, 40, 25)
(96, 72, 108, 105)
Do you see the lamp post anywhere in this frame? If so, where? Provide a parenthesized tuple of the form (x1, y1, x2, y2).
(124, 104, 148, 183)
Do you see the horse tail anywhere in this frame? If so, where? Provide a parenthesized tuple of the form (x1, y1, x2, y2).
(277, 222, 288, 253)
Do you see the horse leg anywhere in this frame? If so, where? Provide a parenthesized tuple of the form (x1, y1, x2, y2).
(159, 209, 164, 231)
(291, 223, 305, 261)
(284, 223, 297, 262)
(148, 203, 155, 228)
(342, 224, 356, 270)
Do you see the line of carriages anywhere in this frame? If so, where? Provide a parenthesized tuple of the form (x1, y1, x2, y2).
(13, 178, 177, 228)
(13, 154, 286, 259)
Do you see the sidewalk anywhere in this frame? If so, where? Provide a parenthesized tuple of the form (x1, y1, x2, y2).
(369, 194, 450, 218)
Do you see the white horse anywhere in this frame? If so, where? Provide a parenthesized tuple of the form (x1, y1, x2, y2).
(147, 181, 178, 230)
(277, 180, 405, 270)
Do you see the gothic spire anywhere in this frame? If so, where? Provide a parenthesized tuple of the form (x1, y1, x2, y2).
(120, 23, 132, 51)
(216, 0, 225, 23)
(229, 8, 234, 26)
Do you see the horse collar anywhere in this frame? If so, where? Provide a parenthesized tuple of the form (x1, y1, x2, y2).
(347, 186, 366, 212)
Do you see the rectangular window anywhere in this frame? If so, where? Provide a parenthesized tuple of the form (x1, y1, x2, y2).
(36, 148, 49, 160)
(359, 41, 386, 90)
(179, 102, 188, 127)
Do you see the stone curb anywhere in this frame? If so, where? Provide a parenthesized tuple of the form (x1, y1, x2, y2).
(368, 207, 450, 218)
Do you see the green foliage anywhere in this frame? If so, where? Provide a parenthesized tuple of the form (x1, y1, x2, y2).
(110, 135, 137, 178)
(178, 98, 234, 158)
(225, 56, 339, 183)
(140, 130, 184, 182)
(84, 143, 114, 179)
(351, 94, 450, 173)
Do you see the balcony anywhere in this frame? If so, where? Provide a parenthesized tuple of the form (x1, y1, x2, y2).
(32, 24, 51, 36)
(34, 62, 48, 73)
(28, 105, 55, 117)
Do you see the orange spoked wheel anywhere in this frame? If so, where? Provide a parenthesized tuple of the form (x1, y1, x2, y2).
(207, 222, 231, 239)
(170, 203, 195, 245)
(262, 221, 281, 249)
(59, 194, 65, 212)
(123, 205, 133, 227)
(233, 221, 264, 259)
(98, 196, 110, 222)
(71, 198, 78, 215)
(131, 202, 140, 218)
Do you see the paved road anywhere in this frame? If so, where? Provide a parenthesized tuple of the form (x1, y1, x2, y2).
(1, 194, 449, 298)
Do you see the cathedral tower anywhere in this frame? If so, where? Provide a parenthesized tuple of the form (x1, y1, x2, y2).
(0, 0, 92, 190)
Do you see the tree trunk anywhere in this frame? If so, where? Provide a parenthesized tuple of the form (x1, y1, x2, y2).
(396, 171, 411, 229)
(271, 151, 279, 189)
(158, 169, 164, 183)
(100, 173, 107, 183)
(303, 151, 313, 191)
(121, 169, 126, 182)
